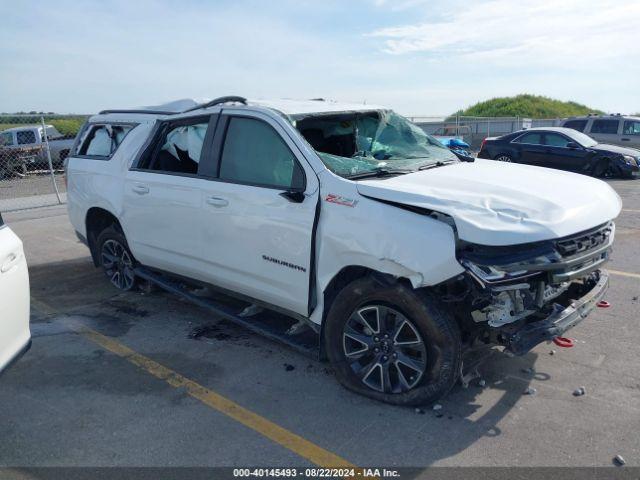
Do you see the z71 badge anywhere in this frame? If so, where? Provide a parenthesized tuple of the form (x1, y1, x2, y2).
(325, 194, 358, 207)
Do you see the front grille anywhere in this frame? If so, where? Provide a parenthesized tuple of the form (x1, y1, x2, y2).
(555, 223, 612, 258)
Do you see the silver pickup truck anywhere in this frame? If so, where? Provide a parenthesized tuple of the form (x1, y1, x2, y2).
(0, 125, 74, 177)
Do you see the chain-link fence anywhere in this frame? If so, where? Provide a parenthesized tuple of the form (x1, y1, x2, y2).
(411, 115, 563, 151)
(0, 114, 88, 212)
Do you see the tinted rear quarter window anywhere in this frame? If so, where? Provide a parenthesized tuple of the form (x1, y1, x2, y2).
(77, 124, 134, 158)
(563, 120, 588, 132)
(590, 119, 619, 134)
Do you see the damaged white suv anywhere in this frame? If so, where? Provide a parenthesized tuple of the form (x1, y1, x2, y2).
(66, 97, 621, 405)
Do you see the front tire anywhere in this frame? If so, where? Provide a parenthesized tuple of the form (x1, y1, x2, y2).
(324, 277, 461, 406)
(494, 154, 512, 162)
(96, 226, 137, 291)
(592, 158, 610, 177)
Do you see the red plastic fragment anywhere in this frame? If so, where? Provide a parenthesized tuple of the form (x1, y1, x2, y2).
(553, 336, 575, 348)
(596, 300, 610, 308)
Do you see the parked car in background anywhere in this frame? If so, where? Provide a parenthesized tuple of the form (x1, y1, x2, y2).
(67, 97, 620, 405)
(561, 114, 640, 149)
(0, 213, 31, 376)
(478, 127, 640, 178)
(0, 125, 74, 171)
(439, 137, 474, 161)
(0, 136, 42, 178)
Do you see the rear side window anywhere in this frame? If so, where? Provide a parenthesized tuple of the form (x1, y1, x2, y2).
(623, 120, 640, 135)
(0, 132, 13, 146)
(219, 117, 304, 190)
(77, 124, 134, 158)
(16, 130, 36, 145)
(514, 132, 543, 145)
(590, 120, 619, 134)
(563, 120, 587, 132)
(147, 121, 209, 175)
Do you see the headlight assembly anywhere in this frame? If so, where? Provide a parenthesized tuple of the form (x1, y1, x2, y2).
(623, 155, 638, 166)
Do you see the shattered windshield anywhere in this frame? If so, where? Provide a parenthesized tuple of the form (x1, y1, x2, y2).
(295, 110, 457, 178)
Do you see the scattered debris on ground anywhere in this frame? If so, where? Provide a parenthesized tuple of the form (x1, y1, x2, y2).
(613, 455, 626, 466)
(478, 379, 486, 387)
(549, 350, 556, 355)
(283, 363, 295, 371)
(573, 386, 586, 397)
(521, 367, 534, 374)
(524, 387, 537, 395)
(432, 404, 442, 411)
(414, 408, 425, 415)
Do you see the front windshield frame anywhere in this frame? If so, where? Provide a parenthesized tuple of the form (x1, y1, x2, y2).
(293, 109, 458, 178)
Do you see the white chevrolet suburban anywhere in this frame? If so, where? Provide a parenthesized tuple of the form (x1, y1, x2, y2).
(66, 97, 621, 405)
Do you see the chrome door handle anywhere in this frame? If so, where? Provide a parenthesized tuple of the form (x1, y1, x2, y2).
(1, 253, 20, 273)
(132, 184, 149, 195)
(206, 196, 229, 207)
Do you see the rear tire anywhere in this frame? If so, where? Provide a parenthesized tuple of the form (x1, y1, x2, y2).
(494, 154, 512, 162)
(96, 226, 137, 291)
(324, 277, 462, 406)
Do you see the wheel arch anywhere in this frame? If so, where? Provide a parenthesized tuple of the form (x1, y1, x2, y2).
(85, 207, 123, 266)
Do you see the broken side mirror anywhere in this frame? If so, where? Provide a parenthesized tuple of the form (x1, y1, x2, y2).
(280, 190, 306, 203)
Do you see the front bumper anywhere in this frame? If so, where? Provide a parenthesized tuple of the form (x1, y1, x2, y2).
(506, 271, 609, 355)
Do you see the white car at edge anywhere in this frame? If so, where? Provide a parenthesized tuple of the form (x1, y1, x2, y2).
(0, 213, 31, 375)
(65, 97, 621, 405)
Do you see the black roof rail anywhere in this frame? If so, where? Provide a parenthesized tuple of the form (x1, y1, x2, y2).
(98, 109, 176, 115)
(98, 96, 247, 116)
(182, 96, 247, 113)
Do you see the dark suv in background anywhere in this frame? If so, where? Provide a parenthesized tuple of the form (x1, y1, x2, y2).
(478, 127, 640, 178)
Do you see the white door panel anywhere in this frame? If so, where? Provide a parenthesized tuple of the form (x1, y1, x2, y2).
(200, 181, 316, 315)
(0, 226, 30, 373)
(122, 171, 206, 278)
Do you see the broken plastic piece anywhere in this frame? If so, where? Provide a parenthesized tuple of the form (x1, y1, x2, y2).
(596, 300, 611, 308)
(613, 455, 626, 466)
(553, 336, 574, 348)
(573, 386, 586, 396)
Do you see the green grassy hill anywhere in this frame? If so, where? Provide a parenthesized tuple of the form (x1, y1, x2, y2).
(0, 115, 87, 136)
(455, 94, 603, 118)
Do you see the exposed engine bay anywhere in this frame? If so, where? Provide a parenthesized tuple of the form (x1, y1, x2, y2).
(439, 222, 614, 353)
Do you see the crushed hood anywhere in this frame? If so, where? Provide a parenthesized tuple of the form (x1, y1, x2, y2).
(356, 159, 622, 246)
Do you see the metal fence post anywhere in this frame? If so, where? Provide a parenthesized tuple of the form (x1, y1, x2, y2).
(40, 116, 63, 204)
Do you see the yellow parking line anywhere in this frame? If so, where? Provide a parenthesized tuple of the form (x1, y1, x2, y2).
(609, 269, 640, 280)
(31, 298, 355, 469)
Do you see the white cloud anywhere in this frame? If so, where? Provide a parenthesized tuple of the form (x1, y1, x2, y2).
(370, 0, 640, 68)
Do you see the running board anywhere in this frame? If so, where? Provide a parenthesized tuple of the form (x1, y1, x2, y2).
(134, 267, 320, 359)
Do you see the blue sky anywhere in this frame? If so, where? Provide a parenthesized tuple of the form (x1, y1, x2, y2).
(1, 0, 638, 115)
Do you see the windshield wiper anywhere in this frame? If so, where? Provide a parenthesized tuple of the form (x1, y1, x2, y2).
(418, 160, 456, 170)
(346, 168, 413, 180)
